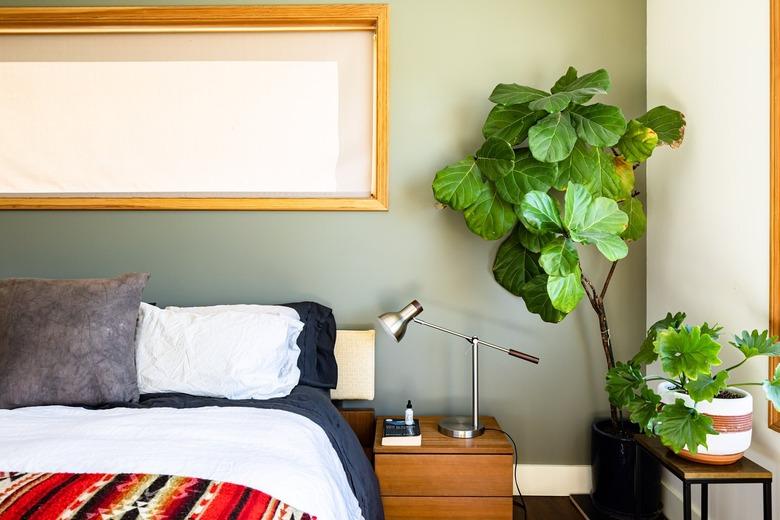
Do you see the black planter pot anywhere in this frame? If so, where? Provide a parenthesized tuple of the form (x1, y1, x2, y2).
(591, 419, 662, 520)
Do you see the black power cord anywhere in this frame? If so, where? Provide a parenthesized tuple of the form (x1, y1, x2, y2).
(485, 428, 528, 517)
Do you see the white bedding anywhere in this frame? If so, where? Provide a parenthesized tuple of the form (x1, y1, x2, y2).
(0, 405, 363, 520)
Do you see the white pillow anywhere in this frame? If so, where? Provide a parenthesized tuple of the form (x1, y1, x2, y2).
(165, 304, 300, 321)
(135, 303, 304, 400)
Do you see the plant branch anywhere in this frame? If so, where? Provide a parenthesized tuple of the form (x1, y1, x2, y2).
(600, 261, 618, 300)
(731, 382, 762, 387)
(580, 272, 598, 306)
(645, 376, 682, 388)
(580, 276, 598, 312)
(581, 284, 596, 310)
(724, 359, 748, 373)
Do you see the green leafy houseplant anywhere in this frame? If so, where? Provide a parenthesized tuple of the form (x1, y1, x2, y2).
(606, 313, 780, 454)
(432, 66, 686, 426)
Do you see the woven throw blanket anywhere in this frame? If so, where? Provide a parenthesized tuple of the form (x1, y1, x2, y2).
(0, 472, 315, 520)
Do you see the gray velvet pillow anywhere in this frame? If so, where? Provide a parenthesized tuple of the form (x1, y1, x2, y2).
(0, 273, 149, 408)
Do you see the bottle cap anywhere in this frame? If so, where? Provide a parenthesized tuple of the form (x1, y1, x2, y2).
(406, 400, 412, 408)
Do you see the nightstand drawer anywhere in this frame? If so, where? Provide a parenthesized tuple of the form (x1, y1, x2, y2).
(375, 454, 513, 496)
(382, 497, 512, 519)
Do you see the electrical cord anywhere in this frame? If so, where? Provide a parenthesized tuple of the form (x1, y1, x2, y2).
(485, 427, 528, 516)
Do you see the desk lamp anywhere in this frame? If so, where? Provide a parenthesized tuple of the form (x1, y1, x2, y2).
(378, 300, 539, 438)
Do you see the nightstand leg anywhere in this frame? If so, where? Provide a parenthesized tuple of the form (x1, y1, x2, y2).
(700, 483, 708, 520)
(764, 481, 772, 520)
(683, 483, 691, 520)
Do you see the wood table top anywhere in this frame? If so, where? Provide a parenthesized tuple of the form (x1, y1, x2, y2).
(635, 434, 772, 481)
(373, 415, 513, 455)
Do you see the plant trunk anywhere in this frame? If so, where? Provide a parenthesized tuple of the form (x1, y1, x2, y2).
(596, 299, 619, 427)
(582, 268, 619, 428)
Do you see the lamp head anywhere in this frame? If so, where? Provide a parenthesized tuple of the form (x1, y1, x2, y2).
(377, 300, 423, 342)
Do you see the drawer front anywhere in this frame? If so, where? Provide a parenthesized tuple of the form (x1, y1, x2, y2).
(375, 454, 512, 497)
(382, 497, 512, 520)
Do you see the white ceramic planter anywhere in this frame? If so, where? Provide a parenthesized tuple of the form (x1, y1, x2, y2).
(657, 382, 753, 464)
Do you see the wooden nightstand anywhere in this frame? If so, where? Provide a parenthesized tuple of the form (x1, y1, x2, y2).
(374, 416, 514, 520)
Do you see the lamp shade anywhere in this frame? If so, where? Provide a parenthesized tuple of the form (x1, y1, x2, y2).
(377, 300, 423, 341)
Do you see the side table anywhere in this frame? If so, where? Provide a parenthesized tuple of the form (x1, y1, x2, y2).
(635, 434, 772, 520)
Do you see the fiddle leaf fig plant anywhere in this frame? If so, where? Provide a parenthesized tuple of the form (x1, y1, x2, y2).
(432, 66, 686, 427)
(606, 313, 780, 454)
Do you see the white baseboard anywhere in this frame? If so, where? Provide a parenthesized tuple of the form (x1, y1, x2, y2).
(514, 464, 592, 496)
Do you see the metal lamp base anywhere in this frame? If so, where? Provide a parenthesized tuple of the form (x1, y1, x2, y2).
(438, 416, 485, 438)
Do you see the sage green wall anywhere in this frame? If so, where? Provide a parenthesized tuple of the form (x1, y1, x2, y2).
(0, 0, 646, 465)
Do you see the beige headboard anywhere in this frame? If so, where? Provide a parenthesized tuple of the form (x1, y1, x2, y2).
(330, 329, 375, 401)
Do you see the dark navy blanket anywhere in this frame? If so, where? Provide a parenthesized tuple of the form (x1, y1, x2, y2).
(107, 385, 382, 520)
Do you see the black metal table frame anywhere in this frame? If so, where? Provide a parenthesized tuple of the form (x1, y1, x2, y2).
(635, 442, 772, 520)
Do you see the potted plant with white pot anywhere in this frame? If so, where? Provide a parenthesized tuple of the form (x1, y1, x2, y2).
(607, 312, 780, 464)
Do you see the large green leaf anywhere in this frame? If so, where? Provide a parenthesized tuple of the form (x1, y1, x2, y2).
(547, 265, 585, 313)
(492, 230, 542, 297)
(551, 67, 610, 104)
(591, 148, 625, 199)
(563, 182, 591, 230)
(489, 83, 548, 105)
(613, 157, 635, 200)
(516, 225, 554, 253)
(558, 142, 623, 199)
(606, 361, 645, 408)
(620, 197, 647, 242)
(617, 120, 658, 163)
(432, 156, 487, 211)
(494, 149, 557, 204)
(685, 371, 729, 402)
(700, 323, 724, 339)
(565, 183, 629, 261)
(528, 92, 572, 113)
(518, 190, 564, 234)
(522, 274, 566, 323)
(528, 112, 577, 163)
(539, 236, 579, 276)
(628, 386, 662, 434)
(637, 106, 686, 148)
(570, 103, 627, 147)
(568, 191, 628, 234)
(463, 183, 517, 240)
(654, 326, 722, 380)
(475, 137, 515, 181)
(483, 104, 546, 144)
(555, 139, 596, 190)
(551, 66, 579, 94)
(730, 330, 780, 359)
(657, 399, 716, 454)
(763, 364, 780, 412)
(632, 312, 687, 365)
(589, 234, 628, 262)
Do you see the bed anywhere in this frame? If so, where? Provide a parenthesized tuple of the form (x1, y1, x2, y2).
(0, 277, 382, 520)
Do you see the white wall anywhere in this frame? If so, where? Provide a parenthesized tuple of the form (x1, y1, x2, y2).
(647, 1, 775, 518)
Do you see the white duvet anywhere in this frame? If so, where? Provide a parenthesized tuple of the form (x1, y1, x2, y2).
(0, 405, 364, 520)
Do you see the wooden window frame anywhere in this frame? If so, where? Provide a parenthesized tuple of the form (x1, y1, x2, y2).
(0, 5, 389, 211)
(770, 0, 780, 432)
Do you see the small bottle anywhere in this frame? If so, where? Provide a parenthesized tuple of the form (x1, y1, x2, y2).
(404, 400, 414, 425)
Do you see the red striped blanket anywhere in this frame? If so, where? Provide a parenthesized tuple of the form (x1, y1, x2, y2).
(0, 472, 315, 519)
